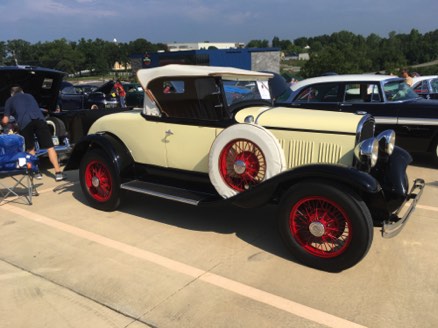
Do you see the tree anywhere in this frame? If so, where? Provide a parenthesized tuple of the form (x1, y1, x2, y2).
(5, 39, 34, 65)
(246, 39, 269, 48)
(34, 39, 84, 73)
(0, 41, 6, 64)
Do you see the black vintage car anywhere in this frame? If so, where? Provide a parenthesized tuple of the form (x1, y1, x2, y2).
(58, 80, 119, 110)
(0, 65, 71, 157)
(276, 74, 438, 163)
(0, 66, 132, 147)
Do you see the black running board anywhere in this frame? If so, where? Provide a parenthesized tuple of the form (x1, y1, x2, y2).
(120, 180, 216, 206)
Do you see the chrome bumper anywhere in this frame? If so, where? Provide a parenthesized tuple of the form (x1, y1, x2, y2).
(382, 178, 425, 238)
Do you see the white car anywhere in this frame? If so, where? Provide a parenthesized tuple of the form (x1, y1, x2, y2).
(411, 75, 438, 99)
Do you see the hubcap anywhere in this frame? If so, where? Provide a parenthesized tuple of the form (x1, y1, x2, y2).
(289, 196, 352, 258)
(219, 139, 266, 192)
(92, 176, 100, 188)
(309, 221, 325, 237)
(233, 160, 246, 175)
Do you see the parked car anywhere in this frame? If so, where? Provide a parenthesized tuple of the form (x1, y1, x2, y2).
(276, 74, 438, 163)
(64, 65, 424, 272)
(124, 82, 144, 107)
(0, 65, 71, 158)
(58, 80, 134, 110)
(411, 75, 438, 99)
(58, 82, 98, 110)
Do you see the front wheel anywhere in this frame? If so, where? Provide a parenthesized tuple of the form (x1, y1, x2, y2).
(278, 182, 373, 272)
(79, 149, 121, 211)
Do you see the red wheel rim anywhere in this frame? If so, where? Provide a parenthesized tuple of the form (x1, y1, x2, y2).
(84, 160, 113, 202)
(219, 139, 266, 192)
(289, 196, 352, 258)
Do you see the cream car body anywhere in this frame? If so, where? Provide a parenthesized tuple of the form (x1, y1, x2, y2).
(66, 65, 424, 272)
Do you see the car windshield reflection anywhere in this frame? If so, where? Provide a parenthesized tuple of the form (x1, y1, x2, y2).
(384, 80, 420, 101)
(223, 79, 271, 107)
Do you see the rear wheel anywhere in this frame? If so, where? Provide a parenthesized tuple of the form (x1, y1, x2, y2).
(79, 149, 121, 211)
(278, 182, 373, 272)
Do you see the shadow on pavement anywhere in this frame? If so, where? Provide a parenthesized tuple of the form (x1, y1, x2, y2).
(67, 187, 296, 265)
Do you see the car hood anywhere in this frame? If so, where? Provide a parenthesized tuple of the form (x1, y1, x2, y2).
(0, 66, 65, 113)
(235, 106, 363, 134)
(93, 80, 116, 94)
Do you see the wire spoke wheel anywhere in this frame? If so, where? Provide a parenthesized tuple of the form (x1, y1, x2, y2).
(219, 139, 266, 192)
(79, 149, 121, 211)
(289, 196, 352, 258)
(85, 160, 113, 202)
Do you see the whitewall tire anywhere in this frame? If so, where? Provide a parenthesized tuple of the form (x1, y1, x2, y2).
(209, 124, 286, 198)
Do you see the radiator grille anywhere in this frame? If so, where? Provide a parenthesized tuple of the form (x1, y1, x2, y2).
(317, 142, 342, 163)
(280, 139, 343, 168)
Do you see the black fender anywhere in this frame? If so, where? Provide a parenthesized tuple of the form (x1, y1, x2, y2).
(228, 164, 382, 209)
(63, 133, 134, 177)
(371, 146, 412, 213)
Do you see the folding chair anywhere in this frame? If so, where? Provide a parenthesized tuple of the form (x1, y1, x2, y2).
(0, 134, 39, 205)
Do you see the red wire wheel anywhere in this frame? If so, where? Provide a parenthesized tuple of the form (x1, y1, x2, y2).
(219, 139, 266, 192)
(84, 159, 113, 202)
(289, 196, 353, 258)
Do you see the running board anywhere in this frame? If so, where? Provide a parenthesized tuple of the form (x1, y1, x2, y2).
(120, 180, 215, 206)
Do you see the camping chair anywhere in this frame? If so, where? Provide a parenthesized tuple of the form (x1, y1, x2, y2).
(0, 134, 39, 205)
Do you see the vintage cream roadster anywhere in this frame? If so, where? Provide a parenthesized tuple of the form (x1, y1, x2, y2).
(64, 65, 424, 271)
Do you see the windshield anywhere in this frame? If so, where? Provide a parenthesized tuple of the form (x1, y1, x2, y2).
(223, 79, 272, 107)
(384, 80, 420, 101)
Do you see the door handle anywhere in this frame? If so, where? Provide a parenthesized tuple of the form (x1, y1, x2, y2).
(165, 129, 174, 136)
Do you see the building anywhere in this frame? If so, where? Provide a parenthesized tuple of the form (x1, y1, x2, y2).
(167, 42, 244, 52)
(131, 48, 281, 73)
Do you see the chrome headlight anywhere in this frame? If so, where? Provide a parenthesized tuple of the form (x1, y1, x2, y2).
(354, 138, 379, 170)
(377, 130, 396, 156)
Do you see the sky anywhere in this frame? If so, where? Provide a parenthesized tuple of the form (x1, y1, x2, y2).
(1, 0, 437, 45)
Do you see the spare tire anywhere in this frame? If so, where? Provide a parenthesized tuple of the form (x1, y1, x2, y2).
(209, 123, 286, 198)
(46, 117, 66, 137)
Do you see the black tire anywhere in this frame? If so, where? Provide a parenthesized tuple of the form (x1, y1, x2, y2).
(278, 181, 373, 272)
(79, 149, 121, 211)
(431, 138, 438, 165)
(46, 117, 66, 137)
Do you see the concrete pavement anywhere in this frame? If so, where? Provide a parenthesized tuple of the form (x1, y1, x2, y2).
(0, 157, 437, 328)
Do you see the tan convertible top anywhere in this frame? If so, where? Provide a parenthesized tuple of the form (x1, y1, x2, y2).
(137, 64, 273, 89)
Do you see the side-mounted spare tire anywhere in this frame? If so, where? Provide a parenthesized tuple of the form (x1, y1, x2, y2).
(209, 123, 286, 198)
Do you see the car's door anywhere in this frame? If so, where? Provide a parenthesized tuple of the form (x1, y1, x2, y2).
(337, 82, 404, 139)
(164, 123, 219, 172)
(60, 86, 85, 110)
(291, 83, 342, 111)
(338, 81, 435, 152)
(395, 99, 438, 152)
(148, 76, 228, 173)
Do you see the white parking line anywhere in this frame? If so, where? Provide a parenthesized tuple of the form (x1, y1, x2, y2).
(2, 204, 366, 328)
(416, 204, 438, 212)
